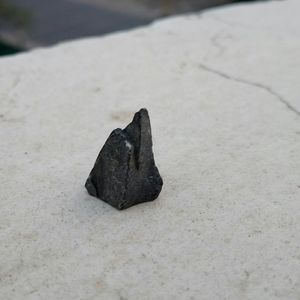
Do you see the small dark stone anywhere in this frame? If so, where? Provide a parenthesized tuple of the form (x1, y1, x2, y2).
(85, 108, 163, 210)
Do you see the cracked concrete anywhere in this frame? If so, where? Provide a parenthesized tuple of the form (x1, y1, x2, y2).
(1, 0, 300, 299)
(198, 62, 300, 117)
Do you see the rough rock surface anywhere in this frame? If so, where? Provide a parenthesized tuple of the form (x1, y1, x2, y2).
(85, 108, 163, 210)
(0, 0, 300, 299)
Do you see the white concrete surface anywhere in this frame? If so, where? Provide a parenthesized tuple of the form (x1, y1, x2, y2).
(1, 0, 300, 299)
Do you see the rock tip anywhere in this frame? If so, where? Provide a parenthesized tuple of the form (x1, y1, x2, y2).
(136, 107, 149, 117)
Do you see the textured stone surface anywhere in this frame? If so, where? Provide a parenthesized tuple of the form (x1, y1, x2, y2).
(1, 0, 300, 299)
(85, 108, 163, 210)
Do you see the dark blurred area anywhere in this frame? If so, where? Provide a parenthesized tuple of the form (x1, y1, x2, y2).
(0, 0, 258, 56)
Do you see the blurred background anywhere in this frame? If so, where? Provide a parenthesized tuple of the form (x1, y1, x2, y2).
(0, 0, 257, 56)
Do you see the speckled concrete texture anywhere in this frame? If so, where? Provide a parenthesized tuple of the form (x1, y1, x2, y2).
(0, 0, 300, 299)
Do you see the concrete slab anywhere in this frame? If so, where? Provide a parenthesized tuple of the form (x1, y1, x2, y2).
(0, 0, 300, 299)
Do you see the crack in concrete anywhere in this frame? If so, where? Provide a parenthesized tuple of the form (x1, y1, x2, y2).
(198, 63, 300, 117)
(203, 31, 226, 61)
(210, 32, 225, 57)
(204, 14, 253, 31)
(204, 13, 286, 39)
(11, 74, 21, 91)
(208, 31, 234, 58)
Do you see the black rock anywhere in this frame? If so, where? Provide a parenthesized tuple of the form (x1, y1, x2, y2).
(85, 108, 163, 210)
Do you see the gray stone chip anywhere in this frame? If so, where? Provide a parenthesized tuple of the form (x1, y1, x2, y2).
(85, 108, 163, 210)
